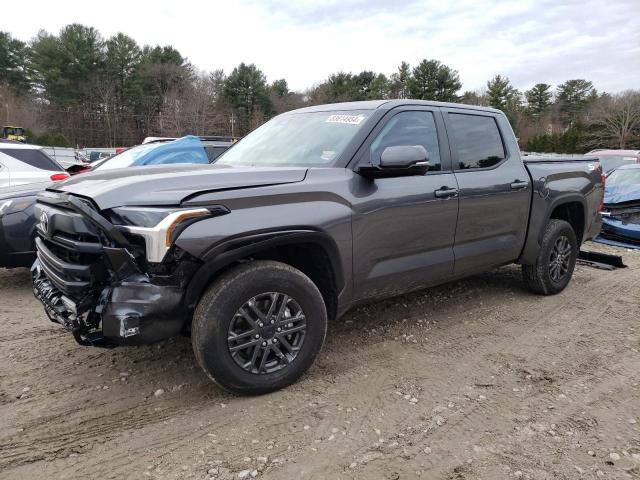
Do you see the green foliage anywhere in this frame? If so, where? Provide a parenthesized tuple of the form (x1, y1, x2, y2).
(556, 79, 597, 125)
(223, 63, 272, 134)
(29, 131, 71, 147)
(524, 123, 589, 154)
(31, 24, 105, 105)
(0, 31, 31, 93)
(486, 75, 519, 111)
(408, 59, 461, 101)
(525, 83, 552, 118)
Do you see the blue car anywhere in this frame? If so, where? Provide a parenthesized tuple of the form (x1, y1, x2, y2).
(600, 164, 640, 246)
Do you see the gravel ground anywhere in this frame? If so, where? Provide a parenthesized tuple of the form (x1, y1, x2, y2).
(1, 242, 639, 480)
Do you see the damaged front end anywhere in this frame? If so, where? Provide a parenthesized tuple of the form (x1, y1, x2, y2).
(600, 201, 640, 247)
(31, 191, 206, 347)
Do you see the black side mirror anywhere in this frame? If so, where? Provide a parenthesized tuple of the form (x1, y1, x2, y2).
(358, 145, 430, 178)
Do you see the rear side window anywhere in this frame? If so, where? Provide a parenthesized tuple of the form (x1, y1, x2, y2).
(1, 148, 63, 171)
(448, 114, 505, 170)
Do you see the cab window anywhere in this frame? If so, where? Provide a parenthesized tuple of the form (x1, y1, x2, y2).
(448, 113, 505, 170)
(370, 111, 441, 171)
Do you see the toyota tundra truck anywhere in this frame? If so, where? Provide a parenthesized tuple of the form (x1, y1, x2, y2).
(31, 100, 604, 394)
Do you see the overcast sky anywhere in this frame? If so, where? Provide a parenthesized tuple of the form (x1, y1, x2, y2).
(2, 0, 638, 94)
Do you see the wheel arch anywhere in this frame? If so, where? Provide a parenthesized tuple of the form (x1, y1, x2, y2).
(184, 230, 343, 321)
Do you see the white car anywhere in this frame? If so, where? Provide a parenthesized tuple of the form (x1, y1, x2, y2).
(0, 143, 69, 188)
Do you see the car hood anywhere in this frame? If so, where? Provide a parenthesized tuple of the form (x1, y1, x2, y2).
(47, 163, 308, 209)
(604, 185, 640, 205)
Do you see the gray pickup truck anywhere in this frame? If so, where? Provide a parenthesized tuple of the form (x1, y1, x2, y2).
(31, 100, 604, 394)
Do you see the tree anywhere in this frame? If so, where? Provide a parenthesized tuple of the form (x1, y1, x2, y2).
(408, 59, 461, 101)
(486, 75, 518, 111)
(0, 31, 31, 92)
(590, 91, 640, 149)
(525, 83, 552, 119)
(369, 73, 391, 99)
(105, 33, 141, 104)
(556, 79, 597, 125)
(31, 24, 105, 106)
(223, 63, 272, 134)
(390, 61, 411, 99)
(486, 75, 523, 132)
(460, 89, 488, 106)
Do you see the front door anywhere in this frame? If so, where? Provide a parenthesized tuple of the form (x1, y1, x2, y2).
(351, 108, 459, 301)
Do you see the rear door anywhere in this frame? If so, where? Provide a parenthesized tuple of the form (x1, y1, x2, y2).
(0, 148, 61, 186)
(351, 107, 459, 300)
(442, 108, 531, 275)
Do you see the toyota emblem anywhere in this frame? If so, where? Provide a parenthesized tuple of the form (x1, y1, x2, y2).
(40, 211, 49, 234)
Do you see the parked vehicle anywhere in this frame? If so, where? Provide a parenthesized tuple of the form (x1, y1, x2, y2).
(2, 125, 27, 143)
(0, 182, 49, 268)
(0, 143, 69, 188)
(31, 100, 603, 394)
(90, 135, 233, 170)
(586, 149, 640, 173)
(600, 163, 640, 245)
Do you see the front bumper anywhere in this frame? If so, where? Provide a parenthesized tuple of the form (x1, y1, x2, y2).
(31, 192, 195, 347)
(32, 258, 188, 346)
(601, 217, 640, 245)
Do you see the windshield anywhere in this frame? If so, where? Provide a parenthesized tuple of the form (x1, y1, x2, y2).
(600, 156, 638, 173)
(607, 168, 640, 187)
(95, 136, 209, 171)
(217, 110, 372, 167)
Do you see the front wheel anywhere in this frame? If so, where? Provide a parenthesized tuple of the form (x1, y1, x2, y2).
(522, 219, 578, 295)
(192, 260, 327, 395)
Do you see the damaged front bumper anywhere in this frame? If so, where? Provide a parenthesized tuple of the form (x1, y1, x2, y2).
(31, 193, 196, 348)
(600, 208, 640, 246)
(32, 257, 190, 347)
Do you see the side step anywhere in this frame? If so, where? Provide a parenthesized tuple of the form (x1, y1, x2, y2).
(577, 250, 626, 270)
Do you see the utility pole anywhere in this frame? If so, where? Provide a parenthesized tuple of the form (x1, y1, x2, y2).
(230, 112, 235, 137)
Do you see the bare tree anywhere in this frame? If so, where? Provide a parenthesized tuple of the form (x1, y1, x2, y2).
(591, 91, 640, 149)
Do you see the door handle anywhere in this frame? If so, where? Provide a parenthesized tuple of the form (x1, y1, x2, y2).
(434, 187, 459, 198)
(510, 180, 529, 190)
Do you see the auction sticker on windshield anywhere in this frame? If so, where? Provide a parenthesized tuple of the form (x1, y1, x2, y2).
(326, 114, 365, 125)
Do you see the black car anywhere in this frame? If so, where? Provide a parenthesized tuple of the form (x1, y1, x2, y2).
(0, 182, 50, 268)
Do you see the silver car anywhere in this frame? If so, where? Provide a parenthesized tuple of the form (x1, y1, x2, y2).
(0, 143, 69, 188)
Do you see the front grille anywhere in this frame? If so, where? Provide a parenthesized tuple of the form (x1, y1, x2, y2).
(35, 200, 109, 301)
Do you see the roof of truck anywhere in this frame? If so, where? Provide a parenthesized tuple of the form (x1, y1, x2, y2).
(291, 99, 502, 114)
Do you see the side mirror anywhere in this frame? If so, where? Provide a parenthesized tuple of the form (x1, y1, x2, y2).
(358, 145, 430, 178)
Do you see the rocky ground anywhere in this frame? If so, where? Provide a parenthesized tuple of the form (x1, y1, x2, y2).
(1, 242, 639, 480)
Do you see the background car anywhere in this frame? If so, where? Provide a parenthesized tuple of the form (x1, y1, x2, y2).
(91, 135, 234, 171)
(0, 143, 69, 188)
(0, 181, 50, 268)
(600, 163, 640, 246)
(586, 149, 640, 174)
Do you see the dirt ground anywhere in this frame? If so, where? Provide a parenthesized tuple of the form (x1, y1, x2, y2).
(1, 242, 639, 480)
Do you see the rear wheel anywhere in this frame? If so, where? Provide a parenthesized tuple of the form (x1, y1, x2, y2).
(522, 219, 578, 295)
(192, 260, 327, 395)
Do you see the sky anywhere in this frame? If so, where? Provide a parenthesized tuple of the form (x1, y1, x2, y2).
(2, 0, 639, 94)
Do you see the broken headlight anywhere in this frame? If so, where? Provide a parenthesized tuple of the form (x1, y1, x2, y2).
(106, 206, 224, 263)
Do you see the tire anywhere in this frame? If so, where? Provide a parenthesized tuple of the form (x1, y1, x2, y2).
(192, 260, 327, 395)
(522, 219, 578, 295)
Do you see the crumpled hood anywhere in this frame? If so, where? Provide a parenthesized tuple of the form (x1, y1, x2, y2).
(48, 163, 308, 209)
(604, 185, 640, 205)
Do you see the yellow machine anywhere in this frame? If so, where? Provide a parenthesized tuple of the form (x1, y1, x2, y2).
(2, 126, 27, 143)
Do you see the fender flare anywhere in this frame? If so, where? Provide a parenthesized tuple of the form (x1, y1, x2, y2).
(539, 193, 587, 244)
(183, 229, 344, 310)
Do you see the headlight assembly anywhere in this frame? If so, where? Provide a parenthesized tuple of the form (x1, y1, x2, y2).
(107, 206, 228, 263)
